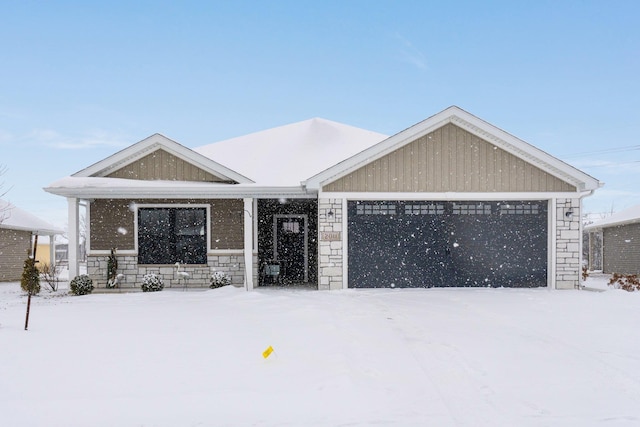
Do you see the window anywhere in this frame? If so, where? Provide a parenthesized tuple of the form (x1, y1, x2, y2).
(282, 221, 300, 233)
(404, 203, 445, 215)
(499, 204, 540, 215)
(356, 203, 397, 215)
(138, 207, 207, 264)
(452, 203, 492, 215)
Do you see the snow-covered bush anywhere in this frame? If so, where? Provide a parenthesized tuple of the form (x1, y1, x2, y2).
(70, 274, 94, 296)
(141, 274, 164, 292)
(210, 270, 231, 289)
(608, 273, 640, 292)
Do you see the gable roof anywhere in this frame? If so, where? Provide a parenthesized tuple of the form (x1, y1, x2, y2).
(73, 133, 252, 184)
(0, 199, 63, 235)
(584, 204, 640, 230)
(194, 118, 388, 187)
(305, 106, 602, 192)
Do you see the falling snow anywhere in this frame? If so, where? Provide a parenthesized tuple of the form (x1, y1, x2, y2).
(0, 274, 638, 427)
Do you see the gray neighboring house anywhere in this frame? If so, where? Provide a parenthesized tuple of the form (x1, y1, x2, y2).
(585, 205, 640, 275)
(0, 199, 64, 282)
(45, 106, 602, 290)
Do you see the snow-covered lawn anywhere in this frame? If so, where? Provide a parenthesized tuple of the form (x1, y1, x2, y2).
(1, 277, 639, 427)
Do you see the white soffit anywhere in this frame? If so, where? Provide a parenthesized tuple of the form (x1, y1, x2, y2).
(72, 133, 253, 184)
(306, 106, 601, 192)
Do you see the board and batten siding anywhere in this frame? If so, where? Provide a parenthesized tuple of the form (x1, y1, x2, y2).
(324, 123, 576, 193)
(107, 149, 231, 183)
(603, 223, 640, 275)
(89, 199, 244, 252)
(0, 228, 32, 281)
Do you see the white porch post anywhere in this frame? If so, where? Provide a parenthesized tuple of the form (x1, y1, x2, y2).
(243, 198, 254, 291)
(67, 197, 79, 280)
(49, 235, 56, 268)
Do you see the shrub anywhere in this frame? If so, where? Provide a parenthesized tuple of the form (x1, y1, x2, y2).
(21, 257, 41, 295)
(141, 274, 164, 292)
(581, 265, 589, 282)
(210, 270, 231, 289)
(70, 274, 94, 296)
(608, 273, 640, 292)
(40, 262, 61, 292)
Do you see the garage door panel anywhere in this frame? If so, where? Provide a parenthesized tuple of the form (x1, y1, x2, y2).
(348, 201, 547, 288)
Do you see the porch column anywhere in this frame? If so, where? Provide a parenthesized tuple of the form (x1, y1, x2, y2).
(49, 235, 56, 268)
(243, 198, 254, 291)
(67, 197, 79, 280)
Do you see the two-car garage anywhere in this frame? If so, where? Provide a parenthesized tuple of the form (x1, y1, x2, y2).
(347, 200, 548, 288)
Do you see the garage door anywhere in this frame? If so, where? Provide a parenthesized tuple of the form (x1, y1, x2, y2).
(348, 201, 547, 288)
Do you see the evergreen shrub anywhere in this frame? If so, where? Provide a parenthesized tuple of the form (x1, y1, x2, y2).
(141, 274, 164, 292)
(21, 257, 41, 295)
(70, 274, 94, 296)
(210, 271, 231, 288)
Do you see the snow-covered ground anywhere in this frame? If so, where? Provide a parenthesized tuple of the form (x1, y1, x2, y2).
(1, 275, 639, 427)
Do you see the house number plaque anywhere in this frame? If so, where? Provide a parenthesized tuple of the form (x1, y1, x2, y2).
(320, 231, 342, 241)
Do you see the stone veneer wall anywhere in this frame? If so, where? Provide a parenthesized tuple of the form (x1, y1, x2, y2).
(555, 198, 581, 289)
(318, 198, 344, 290)
(86, 252, 256, 290)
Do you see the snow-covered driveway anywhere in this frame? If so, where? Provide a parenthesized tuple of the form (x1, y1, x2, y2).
(1, 281, 639, 426)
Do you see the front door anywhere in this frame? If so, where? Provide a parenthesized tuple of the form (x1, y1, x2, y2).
(273, 214, 308, 283)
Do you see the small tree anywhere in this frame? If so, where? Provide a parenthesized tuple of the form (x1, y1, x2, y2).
(21, 256, 41, 295)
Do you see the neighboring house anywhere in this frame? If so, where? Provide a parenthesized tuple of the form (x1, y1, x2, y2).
(45, 106, 601, 290)
(585, 205, 640, 275)
(0, 199, 64, 282)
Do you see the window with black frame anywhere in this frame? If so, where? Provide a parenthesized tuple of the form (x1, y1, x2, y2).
(138, 207, 207, 264)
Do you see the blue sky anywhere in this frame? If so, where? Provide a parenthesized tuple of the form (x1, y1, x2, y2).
(1, 0, 639, 231)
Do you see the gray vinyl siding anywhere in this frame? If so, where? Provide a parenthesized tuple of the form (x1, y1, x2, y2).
(0, 228, 32, 281)
(603, 223, 640, 275)
(107, 149, 232, 183)
(89, 199, 244, 252)
(324, 123, 576, 193)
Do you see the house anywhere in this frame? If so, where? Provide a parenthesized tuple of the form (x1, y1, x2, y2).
(0, 199, 64, 281)
(44, 106, 601, 290)
(584, 205, 640, 275)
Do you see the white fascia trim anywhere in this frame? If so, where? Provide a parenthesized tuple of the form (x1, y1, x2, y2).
(306, 106, 601, 192)
(73, 134, 253, 184)
(45, 183, 313, 199)
(0, 224, 63, 235)
(318, 191, 582, 201)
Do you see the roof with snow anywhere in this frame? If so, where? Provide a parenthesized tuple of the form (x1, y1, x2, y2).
(193, 118, 388, 187)
(44, 107, 601, 199)
(584, 204, 640, 230)
(0, 199, 64, 235)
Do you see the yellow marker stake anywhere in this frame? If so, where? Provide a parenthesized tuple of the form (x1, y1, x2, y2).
(262, 345, 274, 359)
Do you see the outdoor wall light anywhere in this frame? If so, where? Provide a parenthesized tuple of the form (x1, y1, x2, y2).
(327, 210, 334, 218)
(565, 209, 574, 218)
